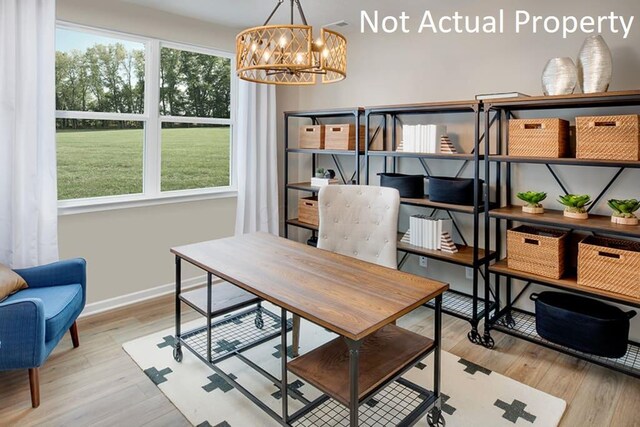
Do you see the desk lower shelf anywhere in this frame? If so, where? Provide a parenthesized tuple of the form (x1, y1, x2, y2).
(288, 324, 435, 407)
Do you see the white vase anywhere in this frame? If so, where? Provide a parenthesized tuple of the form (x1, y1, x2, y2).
(577, 35, 612, 93)
(542, 57, 578, 96)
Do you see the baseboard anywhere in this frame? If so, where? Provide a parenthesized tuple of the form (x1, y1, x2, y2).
(80, 275, 207, 318)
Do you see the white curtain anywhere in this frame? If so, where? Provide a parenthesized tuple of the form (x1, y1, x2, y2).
(0, 0, 59, 268)
(235, 80, 279, 235)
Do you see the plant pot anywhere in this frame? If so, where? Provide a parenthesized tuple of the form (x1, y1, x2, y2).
(564, 211, 588, 220)
(611, 216, 639, 226)
(522, 206, 544, 214)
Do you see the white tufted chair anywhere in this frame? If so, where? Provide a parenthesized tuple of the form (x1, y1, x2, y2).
(291, 185, 400, 355)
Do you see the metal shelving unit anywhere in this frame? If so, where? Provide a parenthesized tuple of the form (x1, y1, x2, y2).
(483, 90, 640, 377)
(364, 101, 497, 345)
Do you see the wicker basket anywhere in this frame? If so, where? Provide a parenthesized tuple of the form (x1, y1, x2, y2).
(507, 225, 569, 279)
(299, 125, 325, 149)
(325, 124, 366, 151)
(576, 114, 640, 161)
(509, 119, 570, 158)
(298, 196, 319, 226)
(578, 236, 640, 299)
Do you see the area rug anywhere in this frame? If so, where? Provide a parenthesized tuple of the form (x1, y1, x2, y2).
(123, 305, 566, 427)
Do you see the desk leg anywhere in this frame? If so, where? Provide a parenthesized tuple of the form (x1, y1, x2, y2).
(173, 256, 183, 362)
(280, 308, 289, 423)
(430, 294, 443, 426)
(346, 338, 363, 427)
(206, 273, 213, 363)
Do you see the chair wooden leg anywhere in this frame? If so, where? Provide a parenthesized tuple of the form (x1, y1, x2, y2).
(29, 368, 40, 408)
(70, 321, 80, 348)
(292, 314, 300, 357)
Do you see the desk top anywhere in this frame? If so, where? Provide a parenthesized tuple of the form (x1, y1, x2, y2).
(172, 232, 448, 341)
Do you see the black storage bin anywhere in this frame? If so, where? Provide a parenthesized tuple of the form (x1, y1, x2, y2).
(531, 291, 636, 358)
(428, 177, 483, 206)
(378, 173, 424, 198)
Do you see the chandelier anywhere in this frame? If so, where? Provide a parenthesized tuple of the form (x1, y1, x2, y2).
(236, 0, 347, 85)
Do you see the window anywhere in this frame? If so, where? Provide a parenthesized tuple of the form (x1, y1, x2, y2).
(55, 24, 235, 207)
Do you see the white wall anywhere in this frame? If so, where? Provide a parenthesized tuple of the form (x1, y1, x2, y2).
(277, 0, 640, 337)
(56, 0, 241, 307)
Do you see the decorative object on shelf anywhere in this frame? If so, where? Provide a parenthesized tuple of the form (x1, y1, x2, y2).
(299, 125, 325, 149)
(531, 292, 636, 358)
(236, 0, 346, 85)
(315, 167, 326, 178)
(298, 196, 319, 226)
(428, 177, 483, 206)
(516, 191, 547, 214)
(440, 135, 457, 154)
(440, 232, 458, 254)
(608, 199, 640, 225)
(324, 124, 365, 150)
(577, 35, 612, 94)
(378, 173, 424, 198)
(542, 57, 578, 96)
(401, 125, 447, 153)
(395, 141, 405, 152)
(507, 225, 568, 279)
(409, 216, 453, 250)
(558, 194, 592, 219)
(578, 236, 640, 300)
(509, 118, 570, 158)
(576, 114, 640, 161)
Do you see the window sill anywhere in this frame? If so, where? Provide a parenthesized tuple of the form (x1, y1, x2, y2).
(58, 189, 238, 216)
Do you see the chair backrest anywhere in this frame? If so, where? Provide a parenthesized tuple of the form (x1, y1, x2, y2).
(317, 185, 400, 269)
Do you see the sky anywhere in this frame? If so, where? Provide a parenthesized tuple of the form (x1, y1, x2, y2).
(56, 28, 144, 52)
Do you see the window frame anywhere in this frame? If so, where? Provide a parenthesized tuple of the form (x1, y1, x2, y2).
(55, 21, 237, 215)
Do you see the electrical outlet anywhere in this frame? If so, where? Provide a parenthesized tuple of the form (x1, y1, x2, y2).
(465, 267, 474, 280)
(419, 256, 428, 268)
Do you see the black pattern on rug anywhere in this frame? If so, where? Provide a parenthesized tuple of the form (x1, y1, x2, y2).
(458, 357, 492, 376)
(495, 399, 537, 423)
(203, 373, 237, 393)
(144, 366, 173, 385)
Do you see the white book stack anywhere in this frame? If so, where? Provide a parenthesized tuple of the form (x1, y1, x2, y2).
(408, 216, 454, 250)
(400, 125, 447, 153)
(310, 177, 338, 187)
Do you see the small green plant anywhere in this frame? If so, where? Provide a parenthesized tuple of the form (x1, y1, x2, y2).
(315, 167, 326, 178)
(558, 194, 592, 214)
(516, 191, 547, 208)
(607, 199, 640, 218)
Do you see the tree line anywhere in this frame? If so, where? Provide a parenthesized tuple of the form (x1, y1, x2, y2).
(56, 43, 231, 130)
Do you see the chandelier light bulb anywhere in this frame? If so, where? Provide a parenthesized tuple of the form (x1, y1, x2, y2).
(251, 42, 258, 52)
(296, 53, 304, 64)
(279, 36, 287, 48)
(263, 51, 271, 61)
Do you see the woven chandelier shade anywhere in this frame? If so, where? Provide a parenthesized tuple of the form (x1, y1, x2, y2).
(236, 1, 347, 85)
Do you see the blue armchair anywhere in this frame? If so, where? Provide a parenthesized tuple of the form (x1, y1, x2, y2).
(0, 258, 86, 408)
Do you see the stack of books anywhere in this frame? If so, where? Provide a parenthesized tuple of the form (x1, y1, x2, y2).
(400, 125, 447, 153)
(408, 216, 453, 250)
(310, 177, 338, 187)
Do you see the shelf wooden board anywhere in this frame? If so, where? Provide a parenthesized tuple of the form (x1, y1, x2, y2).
(287, 182, 321, 192)
(285, 107, 363, 118)
(490, 260, 640, 307)
(489, 206, 640, 238)
(484, 90, 640, 110)
(287, 148, 361, 155)
(179, 282, 260, 316)
(286, 218, 318, 231)
(401, 196, 480, 214)
(397, 234, 495, 266)
(288, 324, 435, 407)
(365, 99, 479, 114)
(368, 151, 480, 160)
(489, 155, 640, 168)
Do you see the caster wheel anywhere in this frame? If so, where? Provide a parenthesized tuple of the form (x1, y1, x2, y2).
(173, 346, 183, 363)
(467, 330, 481, 345)
(255, 315, 264, 330)
(427, 409, 446, 427)
(483, 335, 495, 349)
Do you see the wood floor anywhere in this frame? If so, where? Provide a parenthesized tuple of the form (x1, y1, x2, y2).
(0, 294, 638, 427)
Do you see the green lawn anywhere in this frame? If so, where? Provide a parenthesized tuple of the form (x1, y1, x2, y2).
(57, 127, 230, 200)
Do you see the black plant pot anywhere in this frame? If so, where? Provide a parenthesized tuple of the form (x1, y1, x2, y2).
(531, 291, 636, 358)
(378, 173, 424, 198)
(428, 177, 483, 206)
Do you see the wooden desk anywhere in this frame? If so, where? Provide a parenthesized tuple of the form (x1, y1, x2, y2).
(172, 232, 448, 426)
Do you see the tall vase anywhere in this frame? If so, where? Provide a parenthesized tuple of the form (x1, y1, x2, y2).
(577, 35, 612, 93)
(542, 57, 578, 96)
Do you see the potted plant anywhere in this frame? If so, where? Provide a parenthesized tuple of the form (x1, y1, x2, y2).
(315, 167, 326, 178)
(608, 199, 640, 225)
(558, 194, 592, 219)
(516, 191, 547, 214)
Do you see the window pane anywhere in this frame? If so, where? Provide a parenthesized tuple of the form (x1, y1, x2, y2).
(161, 124, 230, 192)
(160, 47, 231, 118)
(55, 28, 145, 113)
(57, 119, 143, 200)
